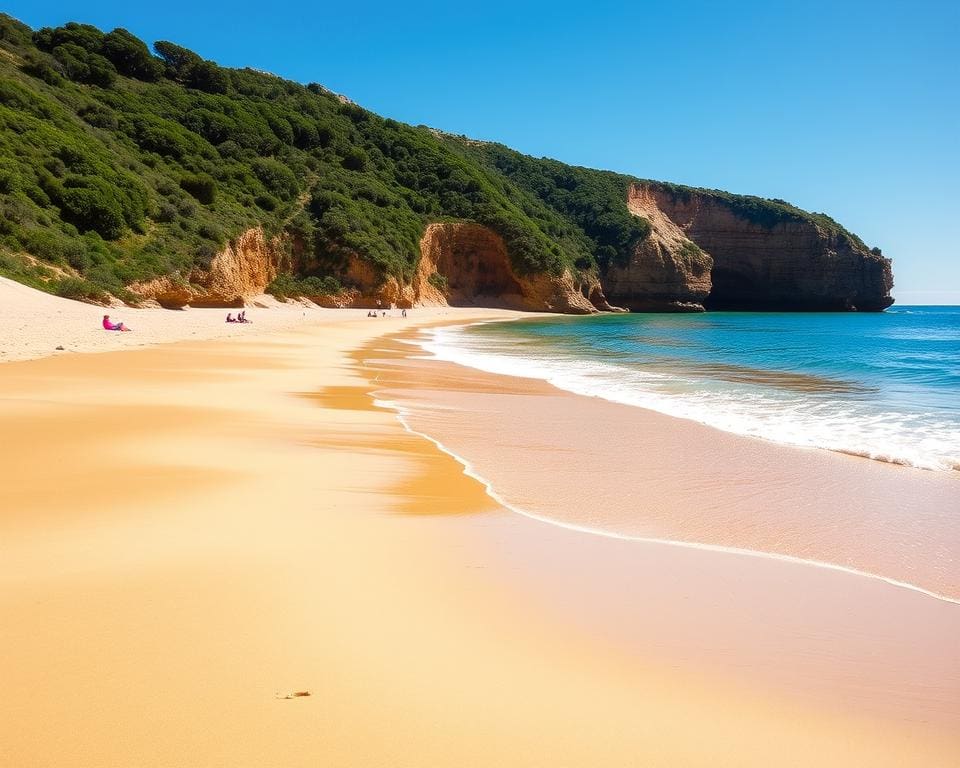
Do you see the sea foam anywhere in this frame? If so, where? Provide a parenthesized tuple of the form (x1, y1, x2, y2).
(417, 319, 960, 473)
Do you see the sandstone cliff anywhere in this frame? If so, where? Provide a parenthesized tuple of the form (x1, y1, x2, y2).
(125, 196, 893, 315)
(129, 227, 288, 308)
(302, 222, 607, 314)
(600, 186, 714, 311)
(411, 222, 602, 313)
(635, 183, 894, 311)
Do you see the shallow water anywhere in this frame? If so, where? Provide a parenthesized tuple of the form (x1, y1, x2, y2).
(364, 310, 960, 602)
(420, 307, 960, 472)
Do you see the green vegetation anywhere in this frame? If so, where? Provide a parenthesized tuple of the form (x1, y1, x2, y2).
(678, 241, 705, 261)
(266, 272, 343, 300)
(649, 181, 867, 247)
(427, 272, 448, 293)
(0, 14, 872, 302)
(446, 139, 651, 271)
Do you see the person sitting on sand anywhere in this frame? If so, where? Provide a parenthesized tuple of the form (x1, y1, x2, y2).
(238, 310, 249, 323)
(226, 313, 236, 323)
(102, 314, 132, 332)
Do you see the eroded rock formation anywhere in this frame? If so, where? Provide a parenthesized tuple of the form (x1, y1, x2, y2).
(421, 222, 614, 313)
(636, 184, 894, 311)
(304, 223, 607, 313)
(125, 199, 893, 315)
(129, 227, 288, 308)
(413, 222, 601, 313)
(601, 186, 714, 311)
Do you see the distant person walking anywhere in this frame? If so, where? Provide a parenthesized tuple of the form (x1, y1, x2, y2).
(102, 315, 132, 332)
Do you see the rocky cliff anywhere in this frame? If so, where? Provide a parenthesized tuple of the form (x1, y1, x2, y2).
(0, 18, 895, 314)
(297, 222, 609, 313)
(600, 186, 714, 311)
(126, 221, 610, 313)
(126, 201, 893, 315)
(411, 223, 604, 314)
(129, 227, 289, 308)
(634, 184, 894, 311)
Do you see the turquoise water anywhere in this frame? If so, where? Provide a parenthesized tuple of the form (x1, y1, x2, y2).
(421, 307, 960, 472)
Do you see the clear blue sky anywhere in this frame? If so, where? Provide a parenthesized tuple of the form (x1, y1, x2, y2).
(11, 1, 959, 302)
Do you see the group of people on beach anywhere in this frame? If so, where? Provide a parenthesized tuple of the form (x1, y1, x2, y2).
(102, 309, 253, 333)
(366, 308, 408, 318)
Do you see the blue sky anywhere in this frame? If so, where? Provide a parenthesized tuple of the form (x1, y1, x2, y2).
(16, 1, 960, 302)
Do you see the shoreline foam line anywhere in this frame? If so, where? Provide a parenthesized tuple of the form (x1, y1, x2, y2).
(367, 388, 960, 608)
(415, 322, 960, 474)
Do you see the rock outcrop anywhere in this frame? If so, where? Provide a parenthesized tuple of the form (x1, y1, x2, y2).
(125, 199, 893, 314)
(635, 184, 894, 311)
(600, 185, 714, 311)
(304, 222, 608, 314)
(129, 227, 288, 308)
(412, 222, 601, 313)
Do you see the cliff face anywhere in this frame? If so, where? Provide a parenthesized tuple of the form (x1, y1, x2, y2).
(413, 222, 602, 314)
(636, 184, 894, 311)
(304, 223, 609, 313)
(126, 222, 609, 313)
(129, 227, 288, 308)
(125, 198, 893, 315)
(601, 186, 714, 311)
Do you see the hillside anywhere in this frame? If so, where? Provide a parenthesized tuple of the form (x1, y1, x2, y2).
(0, 15, 893, 311)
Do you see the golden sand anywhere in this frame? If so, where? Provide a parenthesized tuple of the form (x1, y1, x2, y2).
(1, 306, 958, 766)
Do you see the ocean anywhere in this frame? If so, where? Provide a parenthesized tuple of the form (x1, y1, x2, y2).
(420, 306, 960, 473)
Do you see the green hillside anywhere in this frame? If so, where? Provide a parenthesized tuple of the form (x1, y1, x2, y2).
(0, 14, 868, 303)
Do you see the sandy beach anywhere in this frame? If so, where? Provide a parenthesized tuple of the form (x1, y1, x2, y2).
(2, 286, 958, 766)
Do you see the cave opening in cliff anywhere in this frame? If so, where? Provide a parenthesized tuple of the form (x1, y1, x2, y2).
(703, 267, 760, 310)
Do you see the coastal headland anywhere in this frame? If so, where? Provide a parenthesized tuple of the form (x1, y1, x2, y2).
(0, 16, 892, 316)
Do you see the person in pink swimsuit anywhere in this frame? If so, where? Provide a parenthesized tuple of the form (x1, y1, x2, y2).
(102, 315, 132, 332)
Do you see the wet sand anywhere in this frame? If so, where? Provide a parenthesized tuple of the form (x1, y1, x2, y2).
(1, 311, 958, 766)
(367, 327, 960, 742)
(373, 328, 960, 601)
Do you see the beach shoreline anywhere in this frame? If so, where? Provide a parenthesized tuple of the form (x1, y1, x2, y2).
(373, 320, 960, 601)
(363, 325, 960, 720)
(1, 289, 957, 765)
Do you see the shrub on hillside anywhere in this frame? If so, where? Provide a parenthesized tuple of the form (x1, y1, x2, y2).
(179, 173, 216, 205)
(19, 228, 89, 268)
(57, 185, 125, 239)
(254, 193, 278, 211)
(267, 273, 342, 300)
(52, 276, 109, 302)
(341, 147, 368, 172)
(251, 158, 298, 200)
(154, 201, 178, 222)
(20, 51, 62, 85)
(0, 13, 31, 45)
(51, 43, 116, 87)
